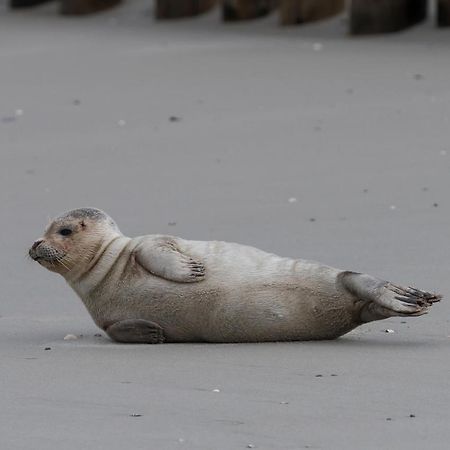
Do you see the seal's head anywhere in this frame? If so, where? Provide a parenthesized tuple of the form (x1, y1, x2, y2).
(29, 208, 121, 276)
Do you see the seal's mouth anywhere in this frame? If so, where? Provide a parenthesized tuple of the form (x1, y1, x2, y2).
(28, 244, 66, 266)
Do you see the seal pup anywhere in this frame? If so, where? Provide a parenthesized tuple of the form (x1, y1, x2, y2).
(29, 208, 441, 343)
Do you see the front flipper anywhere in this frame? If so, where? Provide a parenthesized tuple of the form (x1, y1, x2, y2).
(135, 237, 205, 283)
(105, 319, 165, 344)
(340, 271, 441, 323)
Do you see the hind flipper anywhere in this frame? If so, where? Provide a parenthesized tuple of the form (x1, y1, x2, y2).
(340, 271, 441, 323)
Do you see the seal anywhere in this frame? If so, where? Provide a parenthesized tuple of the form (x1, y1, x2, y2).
(29, 208, 441, 343)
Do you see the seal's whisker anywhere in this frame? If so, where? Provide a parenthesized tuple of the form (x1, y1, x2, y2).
(56, 257, 71, 271)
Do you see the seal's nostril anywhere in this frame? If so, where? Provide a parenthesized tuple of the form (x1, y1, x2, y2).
(32, 239, 44, 250)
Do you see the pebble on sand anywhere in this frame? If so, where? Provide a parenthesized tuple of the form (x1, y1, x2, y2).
(212, 388, 221, 393)
(312, 42, 323, 51)
(384, 329, 395, 334)
(288, 197, 297, 203)
(63, 334, 78, 341)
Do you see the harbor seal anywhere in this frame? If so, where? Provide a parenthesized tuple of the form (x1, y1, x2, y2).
(29, 208, 441, 343)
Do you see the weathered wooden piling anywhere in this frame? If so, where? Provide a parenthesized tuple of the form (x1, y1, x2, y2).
(350, 0, 427, 34)
(222, 0, 277, 21)
(438, 0, 450, 26)
(279, 0, 345, 25)
(9, 0, 52, 8)
(155, 0, 217, 19)
(60, 0, 120, 14)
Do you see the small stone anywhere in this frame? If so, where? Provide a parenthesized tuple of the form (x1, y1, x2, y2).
(363, 189, 369, 193)
(346, 88, 354, 94)
(212, 389, 221, 393)
(118, 119, 126, 127)
(280, 401, 289, 405)
(409, 414, 415, 418)
(312, 42, 323, 51)
(129, 413, 142, 417)
(63, 334, 78, 341)
(384, 329, 395, 334)
(178, 438, 185, 443)
(386, 417, 392, 421)
(330, 374, 338, 377)
(315, 374, 323, 378)
(247, 445, 255, 449)
(73, 99, 81, 105)
(389, 205, 397, 211)
(44, 347, 51, 351)
(413, 73, 424, 80)
(169, 116, 181, 122)
(15, 109, 24, 116)
(288, 197, 297, 203)
(433, 203, 438, 208)
(422, 187, 429, 191)
(309, 218, 316, 222)
(94, 333, 102, 337)
(168, 222, 177, 226)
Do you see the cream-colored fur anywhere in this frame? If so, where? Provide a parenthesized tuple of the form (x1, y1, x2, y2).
(29, 208, 440, 343)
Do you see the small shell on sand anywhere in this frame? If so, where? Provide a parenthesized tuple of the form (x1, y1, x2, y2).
(63, 334, 78, 340)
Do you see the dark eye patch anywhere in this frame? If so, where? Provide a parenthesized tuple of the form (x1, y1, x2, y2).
(59, 228, 73, 236)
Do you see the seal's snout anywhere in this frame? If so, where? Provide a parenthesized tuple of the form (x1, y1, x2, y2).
(31, 239, 43, 250)
(29, 239, 43, 260)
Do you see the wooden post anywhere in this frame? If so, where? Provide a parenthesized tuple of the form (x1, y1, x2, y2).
(279, 0, 345, 25)
(350, 0, 427, 34)
(156, 0, 217, 19)
(438, 0, 450, 26)
(222, 0, 277, 21)
(10, 0, 53, 9)
(60, 0, 121, 14)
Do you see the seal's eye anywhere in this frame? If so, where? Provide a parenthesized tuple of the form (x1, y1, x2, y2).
(59, 228, 72, 236)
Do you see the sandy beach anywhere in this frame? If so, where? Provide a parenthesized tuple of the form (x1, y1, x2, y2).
(1, 3, 450, 449)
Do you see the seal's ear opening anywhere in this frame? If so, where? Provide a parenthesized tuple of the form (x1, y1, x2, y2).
(80, 220, 86, 229)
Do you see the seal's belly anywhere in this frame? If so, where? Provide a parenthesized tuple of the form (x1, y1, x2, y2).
(90, 239, 357, 343)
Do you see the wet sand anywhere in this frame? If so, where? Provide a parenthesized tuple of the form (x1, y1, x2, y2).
(1, 3, 449, 449)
